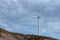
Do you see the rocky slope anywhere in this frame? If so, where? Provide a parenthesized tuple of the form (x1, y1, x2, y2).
(0, 28, 58, 40)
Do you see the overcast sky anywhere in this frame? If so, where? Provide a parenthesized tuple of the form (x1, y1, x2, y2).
(0, 0, 60, 39)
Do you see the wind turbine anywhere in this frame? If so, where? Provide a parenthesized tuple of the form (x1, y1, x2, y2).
(37, 12, 40, 35)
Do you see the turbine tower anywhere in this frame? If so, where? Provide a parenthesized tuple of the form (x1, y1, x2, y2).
(37, 13, 40, 35)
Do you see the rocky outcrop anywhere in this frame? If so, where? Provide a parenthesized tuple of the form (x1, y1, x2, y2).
(0, 28, 58, 40)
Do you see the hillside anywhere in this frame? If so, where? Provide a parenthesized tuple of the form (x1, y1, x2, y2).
(0, 28, 58, 40)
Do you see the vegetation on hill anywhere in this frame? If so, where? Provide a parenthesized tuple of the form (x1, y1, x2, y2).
(0, 28, 58, 40)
